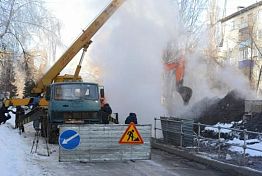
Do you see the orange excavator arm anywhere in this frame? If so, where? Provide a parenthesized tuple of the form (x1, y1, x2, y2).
(164, 56, 185, 89)
(164, 56, 192, 105)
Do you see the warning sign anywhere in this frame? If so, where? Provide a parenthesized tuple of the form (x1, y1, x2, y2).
(119, 122, 144, 144)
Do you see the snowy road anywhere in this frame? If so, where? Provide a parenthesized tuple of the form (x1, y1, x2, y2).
(0, 117, 42, 176)
(0, 116, 227, 176)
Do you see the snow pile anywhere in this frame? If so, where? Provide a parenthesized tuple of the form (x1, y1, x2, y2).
(227, 138, 262, 157)
(0, 113, 42, 176)
(204, 122, 233, 133)
(201, 121, 262, 157)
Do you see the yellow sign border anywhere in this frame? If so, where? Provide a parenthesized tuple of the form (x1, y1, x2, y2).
(119, 122, 144, 144)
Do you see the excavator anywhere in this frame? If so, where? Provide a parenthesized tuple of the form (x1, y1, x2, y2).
(4, 0, 126, 143)
(164, 54, 192, 105)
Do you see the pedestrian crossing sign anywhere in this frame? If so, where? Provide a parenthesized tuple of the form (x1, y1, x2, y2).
(119, 122, 144, 144)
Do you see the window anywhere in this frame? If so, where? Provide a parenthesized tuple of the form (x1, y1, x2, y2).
(240, 17, 244, 23)
(257, 30, 262, 39)
(243, 48, 248, 60)
(239, 48, 249, 61)
(248, 13, 253, 25)
(54, 83, 99, 100)
(231, 20, 236, 30)
(258, 10, 262, 20)
(240, 16, 247, 28)
(253, 49, 258, 58)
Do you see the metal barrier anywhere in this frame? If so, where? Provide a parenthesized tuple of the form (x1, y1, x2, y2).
(159, 117, 194, 147)
(154, 117, 262, 165)
(59, 124, 152, 162)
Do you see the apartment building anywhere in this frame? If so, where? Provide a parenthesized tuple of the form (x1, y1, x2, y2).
(219, 1, 262, 92)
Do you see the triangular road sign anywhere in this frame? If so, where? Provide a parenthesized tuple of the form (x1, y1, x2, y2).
(119, 122, 144, 144)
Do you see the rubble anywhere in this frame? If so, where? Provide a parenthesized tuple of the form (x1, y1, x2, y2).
(192, 90, 245, 125)
(185, 89, 262, 132)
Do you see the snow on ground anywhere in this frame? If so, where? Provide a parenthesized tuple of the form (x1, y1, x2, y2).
(204, 122, 233, 133)
(227, 138, 262, 157)
(203, 122, 262, 157)
(0, 112, 43, 176)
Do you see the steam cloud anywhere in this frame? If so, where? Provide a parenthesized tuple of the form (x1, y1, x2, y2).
(86, 0, 184, 124)
(81, 0, 256, 122)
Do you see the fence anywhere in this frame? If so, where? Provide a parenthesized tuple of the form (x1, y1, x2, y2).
(59, 124, 152, 162)
(158, 117, 194, 147)
(154, 117, 262, 165)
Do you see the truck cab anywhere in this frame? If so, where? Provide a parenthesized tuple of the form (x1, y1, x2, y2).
(47, 82, 102, 124)
(45, 82, 104, 143)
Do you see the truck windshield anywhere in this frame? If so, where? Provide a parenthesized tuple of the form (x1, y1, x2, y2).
(54, 84, 99, 100)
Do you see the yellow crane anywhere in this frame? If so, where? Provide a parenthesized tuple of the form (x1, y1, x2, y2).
(5, 0, 126, 143)
(5, 0, 126, 107)
(32, 0, 126, 94)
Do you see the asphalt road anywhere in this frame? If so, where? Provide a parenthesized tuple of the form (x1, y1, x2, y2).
(35, 148, 228, 176)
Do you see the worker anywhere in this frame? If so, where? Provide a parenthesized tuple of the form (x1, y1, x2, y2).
(15, 106, 25, 133)
(101, 103, 112, 124)
(0, 103, 14, 124)
(125, 113, 137, 124)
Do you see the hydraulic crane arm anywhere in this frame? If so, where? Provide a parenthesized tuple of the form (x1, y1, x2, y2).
(164, 55, 192, 105)
(73, 41, 92, 81)
(32, 0, 126, 94)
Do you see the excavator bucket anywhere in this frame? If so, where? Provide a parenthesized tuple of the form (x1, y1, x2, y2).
(177, 86, 192, 105)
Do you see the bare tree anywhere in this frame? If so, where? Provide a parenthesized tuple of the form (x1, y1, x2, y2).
(0, 0, 60, 54)
(176, 0, 208, 48)
(162, 0, 208, 64)
(0, 0, 61, 97)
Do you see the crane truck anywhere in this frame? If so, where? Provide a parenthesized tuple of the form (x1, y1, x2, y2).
(5, 0, 126, 144)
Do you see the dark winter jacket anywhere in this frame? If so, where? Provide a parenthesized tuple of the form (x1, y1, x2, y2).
(101, 103, 112, 124)
(102, 103, 112, 115)
(0, 105, 12, 124)
(125, 113, 137, 124)
(0, 105, 9, 117)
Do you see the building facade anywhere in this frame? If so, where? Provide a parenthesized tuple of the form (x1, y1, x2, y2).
(219, 1, 262, 93)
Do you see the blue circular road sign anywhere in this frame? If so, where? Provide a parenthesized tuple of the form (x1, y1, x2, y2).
(59, 130, 80, 150)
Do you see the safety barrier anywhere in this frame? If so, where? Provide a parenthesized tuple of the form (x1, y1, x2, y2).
(154, 117, 262, 166)
(59, 124, 151, 162)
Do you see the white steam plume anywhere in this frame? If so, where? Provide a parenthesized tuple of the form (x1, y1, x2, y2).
(82, 0, 256, 122)
(87, 0, 183, 124)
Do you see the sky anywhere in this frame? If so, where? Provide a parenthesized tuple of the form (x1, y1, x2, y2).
(45, 0, 110, 46)
(43, 0, 260, 46)
(225, 0, 259, 15)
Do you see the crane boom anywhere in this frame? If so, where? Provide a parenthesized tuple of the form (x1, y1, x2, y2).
(32, 0, 126, 94)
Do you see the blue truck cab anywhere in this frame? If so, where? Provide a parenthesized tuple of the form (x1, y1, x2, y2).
(45, 82, 104, 143)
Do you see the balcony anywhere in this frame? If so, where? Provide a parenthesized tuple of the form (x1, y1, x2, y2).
(238, 59, 254, 69)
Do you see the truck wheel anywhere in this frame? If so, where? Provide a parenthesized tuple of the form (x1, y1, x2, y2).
(41, 116, 48, 137)
(47, 123, 58, 144)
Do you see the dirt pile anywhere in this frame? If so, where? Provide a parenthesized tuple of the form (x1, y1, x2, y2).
(189, 90, 245, 125)
(182, 90, 262, 132)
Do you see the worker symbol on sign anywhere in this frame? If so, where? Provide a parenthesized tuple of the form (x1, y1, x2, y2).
(119, 122, 143, 144)
(127, 129, 140, 142)
(127, 130, 134, 141)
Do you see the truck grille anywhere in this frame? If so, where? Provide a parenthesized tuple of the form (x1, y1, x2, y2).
(54, 111, 102, 124)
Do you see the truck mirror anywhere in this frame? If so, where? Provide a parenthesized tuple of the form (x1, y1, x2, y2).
(45, 86, 51, 100)
(100, 88, 104, 98)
